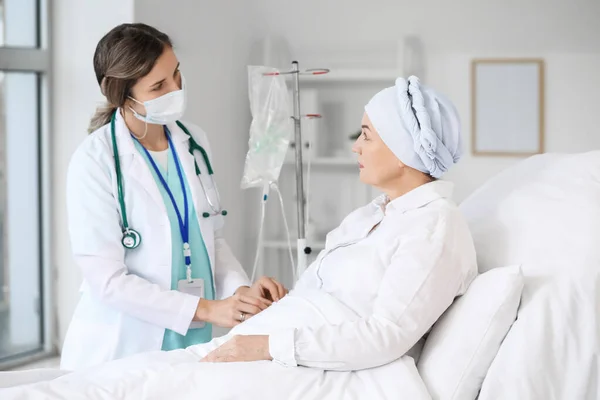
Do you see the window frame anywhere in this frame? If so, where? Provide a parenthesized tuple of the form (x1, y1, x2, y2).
(0, 0, 54, 369)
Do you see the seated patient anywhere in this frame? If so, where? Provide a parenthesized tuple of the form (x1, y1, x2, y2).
(197, 75, 478, 370)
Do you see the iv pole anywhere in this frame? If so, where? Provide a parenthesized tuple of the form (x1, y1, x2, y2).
(291, 61, 308, 278)
(263, 61, 329, 280)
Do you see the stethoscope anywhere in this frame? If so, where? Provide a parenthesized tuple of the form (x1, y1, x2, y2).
(110, 111, 227, 249)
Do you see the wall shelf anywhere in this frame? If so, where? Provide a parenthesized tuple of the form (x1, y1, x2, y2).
(301, 69, 399, 83)
(263, 240, 326, 251)
(283, 157, 357, 167)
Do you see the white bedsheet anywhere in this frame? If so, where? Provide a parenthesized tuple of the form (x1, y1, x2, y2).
(0, 369, 69, 389)
(0, 289, 432, 399)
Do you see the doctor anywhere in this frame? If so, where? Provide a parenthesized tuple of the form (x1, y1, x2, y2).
(61, 23, 286, 371)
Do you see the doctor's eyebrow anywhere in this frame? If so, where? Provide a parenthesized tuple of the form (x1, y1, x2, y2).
(150, 62, 180, 88)
(361, 125, 371, 130)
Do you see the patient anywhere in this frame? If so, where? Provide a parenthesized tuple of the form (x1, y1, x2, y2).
(198, 75, 478, 369)
(2, 76, 477, 397)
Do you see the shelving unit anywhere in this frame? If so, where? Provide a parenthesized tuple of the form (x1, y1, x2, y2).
(301, 69, 399, 83)
(263, 240, 326, 251)
(259, 67, 399, 288)
(283, 157, 357, 167)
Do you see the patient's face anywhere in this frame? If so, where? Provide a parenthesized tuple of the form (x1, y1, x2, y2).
(352, 113, 404, 186)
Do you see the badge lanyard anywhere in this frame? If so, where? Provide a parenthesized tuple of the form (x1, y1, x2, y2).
(136, 128, 193, 282)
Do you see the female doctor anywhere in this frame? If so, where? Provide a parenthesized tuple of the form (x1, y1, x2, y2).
(60, 23, 286, 371)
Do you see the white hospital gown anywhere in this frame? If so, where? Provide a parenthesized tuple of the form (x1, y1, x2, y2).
(203, 180, 478, 371)
(266, 180, 478, 370)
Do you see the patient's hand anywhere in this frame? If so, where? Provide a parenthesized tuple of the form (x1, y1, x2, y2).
(242, 276, 288, 302)
(200, 335, 272, 363)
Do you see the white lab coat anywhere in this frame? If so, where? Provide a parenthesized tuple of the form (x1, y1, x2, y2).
(60, 111, 250, 370)
(268, 181, 478, 370)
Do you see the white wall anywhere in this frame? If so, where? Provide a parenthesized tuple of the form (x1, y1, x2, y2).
(254, 0, 600, 202)
(52, 0, 134, 349)
(432, 52, 600, 200)
(254, 0, 600, 58)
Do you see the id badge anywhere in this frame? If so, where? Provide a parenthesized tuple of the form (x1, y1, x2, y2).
(178, 279, 206, 329)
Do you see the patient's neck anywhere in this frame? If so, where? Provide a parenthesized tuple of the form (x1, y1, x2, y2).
(380, 173, 432, 201)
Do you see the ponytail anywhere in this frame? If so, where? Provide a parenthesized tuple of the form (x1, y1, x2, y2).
(88, 103, 117, 133)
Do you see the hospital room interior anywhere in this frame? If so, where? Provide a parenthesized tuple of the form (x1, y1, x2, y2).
(0, 0, 599, 398)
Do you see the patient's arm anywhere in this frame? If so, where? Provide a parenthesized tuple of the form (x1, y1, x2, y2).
(268, 215, 469, 371)
(201, 335, 271, 363)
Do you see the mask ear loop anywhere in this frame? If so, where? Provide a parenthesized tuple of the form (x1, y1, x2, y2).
(127, 97, 149, 140)
(129, 118, 149, 140)
(103, 76, 150, 140)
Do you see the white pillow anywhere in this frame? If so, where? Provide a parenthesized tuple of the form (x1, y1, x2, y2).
(417, 265, 524, 400)
(477, 272, 599, 400)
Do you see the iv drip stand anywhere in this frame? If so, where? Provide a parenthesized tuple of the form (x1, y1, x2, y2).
(291, 61, 308, 278)
(263, 61, 329, 281)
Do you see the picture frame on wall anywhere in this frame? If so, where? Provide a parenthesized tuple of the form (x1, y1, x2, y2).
(471, 58, 545, 156)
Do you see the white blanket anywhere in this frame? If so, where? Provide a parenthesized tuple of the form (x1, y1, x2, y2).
(0, 290, 432, 399)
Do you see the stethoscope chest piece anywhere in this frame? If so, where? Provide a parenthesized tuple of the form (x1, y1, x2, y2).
(121, 229, 141, 249)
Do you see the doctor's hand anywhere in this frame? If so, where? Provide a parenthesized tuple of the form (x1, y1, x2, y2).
(195, 294, 271, 329)
(244, 276, 288, 302)
(200, 335, 272, 363)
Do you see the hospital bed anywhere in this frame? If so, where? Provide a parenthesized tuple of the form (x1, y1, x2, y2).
(1, 151, 598, 399)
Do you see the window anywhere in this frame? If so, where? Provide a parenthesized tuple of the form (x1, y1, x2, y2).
(0, 0, 38, 47)
(0, 0, 52, 368)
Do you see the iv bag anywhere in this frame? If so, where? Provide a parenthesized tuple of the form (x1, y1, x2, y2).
(241, 66, 293, 189)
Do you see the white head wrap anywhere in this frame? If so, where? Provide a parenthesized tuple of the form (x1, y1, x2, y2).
(364, 76, 463, 178)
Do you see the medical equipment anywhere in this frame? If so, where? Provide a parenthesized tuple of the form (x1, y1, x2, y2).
(110, 111, 226, 250)
(242, 66, 293, 281)
(241, 66, 292, 190)
(243, 62, 329, 283)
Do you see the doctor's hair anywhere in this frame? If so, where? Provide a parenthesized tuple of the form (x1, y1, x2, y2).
(88, 23, 173, 133)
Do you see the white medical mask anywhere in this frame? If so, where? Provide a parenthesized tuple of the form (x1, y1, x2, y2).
(129, 74, 187, 125)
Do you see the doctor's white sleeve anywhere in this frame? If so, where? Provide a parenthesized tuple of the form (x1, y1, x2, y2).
(268, 215, 469, 371)
(66, 147, 199, 336)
